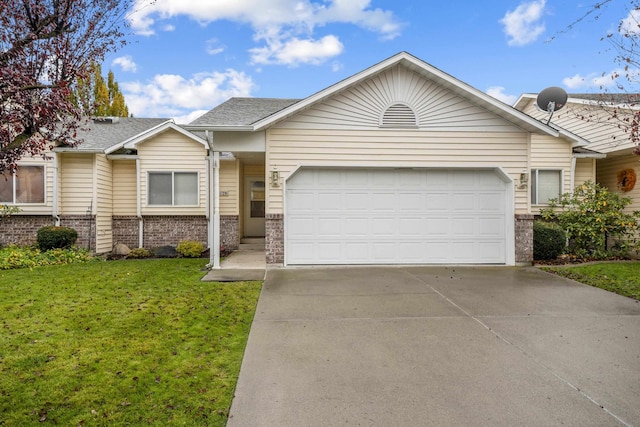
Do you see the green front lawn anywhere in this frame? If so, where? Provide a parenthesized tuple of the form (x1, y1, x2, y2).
(0, 259, 261, 426)
(542, 262, 640, 300)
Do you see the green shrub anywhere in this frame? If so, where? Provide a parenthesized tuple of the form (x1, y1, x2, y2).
(37, 226, 78, 250)
(176, 240, 205, 258)
(533, 221, 567, 260)
(541, 181, 640, 258)
(128, 247, 151, 259)
(0, 245, 93, 270)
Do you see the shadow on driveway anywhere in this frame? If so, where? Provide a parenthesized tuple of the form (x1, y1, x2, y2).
(228, 266, 640, 427)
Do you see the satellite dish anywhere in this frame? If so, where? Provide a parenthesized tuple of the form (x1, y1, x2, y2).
(536, 86, 568, 124)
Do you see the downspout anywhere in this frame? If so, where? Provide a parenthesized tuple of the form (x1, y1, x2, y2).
(570, 156, 577, 193)
(205, 130, 220, 269)
(52, 152, 60, 225)
(136, 157, 143, 248)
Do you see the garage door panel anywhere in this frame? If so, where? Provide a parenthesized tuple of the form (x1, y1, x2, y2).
(372, 242, 396, 260)
(477, 192, 504, 211)
(317, 192, 342, 211)
(426, 194, 450, 211)
(344, 192, 370, 210)
(452, 218, 475, 236)
(372, 218, 395, 235)
(398, 193, 424, 210)
(286, 168, 508, 265)
(399, 217, 423, 235)
(287, 191, 316, 212)
(318, 217, 341, 236)
(345, 218, 369, 236)
(478, 218, 504, 235)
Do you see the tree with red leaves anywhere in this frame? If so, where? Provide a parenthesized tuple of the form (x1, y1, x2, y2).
(0, 0, 131, 173)
(552, 1, 640, 153)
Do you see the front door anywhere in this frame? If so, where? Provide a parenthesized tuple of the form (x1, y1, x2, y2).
(244, 177, 265, 237)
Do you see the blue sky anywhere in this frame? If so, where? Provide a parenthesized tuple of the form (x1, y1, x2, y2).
(104, 0, 638, 123)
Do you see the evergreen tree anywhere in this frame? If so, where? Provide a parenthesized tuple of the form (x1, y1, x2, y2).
(72, 62, 129, 118)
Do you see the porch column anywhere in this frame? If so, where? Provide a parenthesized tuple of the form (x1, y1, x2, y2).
(206, 130, 221, 269)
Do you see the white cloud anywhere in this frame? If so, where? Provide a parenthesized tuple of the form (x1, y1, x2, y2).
(500, 0, 547, 46)
(620, 9, 640, 35)
(486, 86, 517, 105)
(249, 35, 344, 66)
(127, 0, 402, 66)
(120, 69, 255, 119)
(206, 38, 225, 55)
(173, 110, 210, 125)
(561, 69, 637, 89)
(112, 56, 138, 73)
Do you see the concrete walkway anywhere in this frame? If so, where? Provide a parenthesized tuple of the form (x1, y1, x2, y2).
(201, 250, 266, 282)
(228, 266, 640, 426)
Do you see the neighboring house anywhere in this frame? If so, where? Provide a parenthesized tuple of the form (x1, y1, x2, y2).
(0, 117, 211, 253)
(1, 51, 599, 266)
(514, 93, 638, 215)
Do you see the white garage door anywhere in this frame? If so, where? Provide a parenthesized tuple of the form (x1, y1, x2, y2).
(285, 168, 509, 265)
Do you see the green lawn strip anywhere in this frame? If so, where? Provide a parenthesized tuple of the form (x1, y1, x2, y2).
(542, 262, 640, 300)
(0, 259, 261, 426)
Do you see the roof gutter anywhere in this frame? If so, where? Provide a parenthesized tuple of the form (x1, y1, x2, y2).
(182, 124, 255, 132)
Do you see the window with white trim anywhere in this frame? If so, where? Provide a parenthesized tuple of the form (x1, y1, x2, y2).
(148, 172, 198, 206)
(0, 165, 45, 204)
(531, 169, 562, 205)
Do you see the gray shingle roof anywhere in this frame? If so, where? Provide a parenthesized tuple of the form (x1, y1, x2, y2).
(569, 93, 640, 105)
(60, 117, 170, 152)
(189, 98, 301, 126)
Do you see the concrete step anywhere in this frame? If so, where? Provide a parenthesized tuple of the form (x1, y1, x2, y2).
(238, 243, 265, 251)
(241, 237, 265, 244)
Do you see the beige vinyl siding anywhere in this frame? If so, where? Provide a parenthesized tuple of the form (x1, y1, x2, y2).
(9, 154, 54, 215)
(59, 153, 94, 215)
(530, 134, 572, 213)
(519, 98, 632, 154)
(596, 153, 640, 213)
(95, 154, 113, 253)
(220, 160, 240, 215)
(266, 128, 529, 213)
(575, 158, 596, 187)
(112, 160, 137, 216)
(139, 130, 207, 215)
(279, 64, 524, 132)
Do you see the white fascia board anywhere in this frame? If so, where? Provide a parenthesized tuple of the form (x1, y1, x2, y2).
(513, 93, 537, 110)
(182, 124, 254, 132)
(121, 122, 208, 151)
(573, 152, 607, 159)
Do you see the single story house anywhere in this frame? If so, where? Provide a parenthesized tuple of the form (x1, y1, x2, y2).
(1, 52, 602, 266)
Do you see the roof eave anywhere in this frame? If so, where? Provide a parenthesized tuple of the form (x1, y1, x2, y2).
(182, 124, 255, 132)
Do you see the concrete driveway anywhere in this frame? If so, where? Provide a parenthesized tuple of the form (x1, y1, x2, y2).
(227, 266, 640, 426)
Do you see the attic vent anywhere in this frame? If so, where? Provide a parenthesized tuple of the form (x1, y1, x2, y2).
(93, 116, 120, 124)
(380, 103, 417, 128)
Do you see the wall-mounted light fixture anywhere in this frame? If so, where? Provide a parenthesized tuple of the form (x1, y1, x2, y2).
(518, 170, 529, 189)
(270, 167, 280, 187)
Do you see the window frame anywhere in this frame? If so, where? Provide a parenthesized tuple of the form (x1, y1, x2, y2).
(531, 169, 563, 206)
(147, 171, 199, 207)
(0, 165, 46, 205)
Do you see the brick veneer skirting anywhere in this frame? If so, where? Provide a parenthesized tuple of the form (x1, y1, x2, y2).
(0, 215, 95, 251)
(220, 215, 239, 251)
(141, 216, 208, 248)
(266, 213, 284, 264)
(112, 216, 140, 248)
(0, 215, 54, 247)
(515, 214, 534, 265)
(59, 215, 95, 251)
